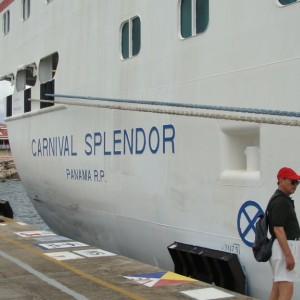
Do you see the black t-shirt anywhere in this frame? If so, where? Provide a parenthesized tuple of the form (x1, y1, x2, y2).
(268, 190, 300, 240)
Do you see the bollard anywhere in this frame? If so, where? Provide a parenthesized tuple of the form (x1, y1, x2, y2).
(0, 200, 13, 219)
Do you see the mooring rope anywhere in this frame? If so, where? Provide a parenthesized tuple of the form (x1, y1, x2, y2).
(30, 98, 300, 127)
(45, 93, 300, 118)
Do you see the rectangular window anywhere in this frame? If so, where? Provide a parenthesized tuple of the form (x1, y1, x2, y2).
(196, 0, 209, 34)
(132, 17, 141, 56)
(3, 10, 10, 35)
(180, 0, 209, 38)
(181, 0, 192, 38)
(279, 0, 297, 4)
(121, 16, 141, 59)
(122, 21, 129, 59)
(22, 0, 30, 21)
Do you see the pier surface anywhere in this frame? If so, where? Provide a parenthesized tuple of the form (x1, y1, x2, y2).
(0, 218, 256, 300)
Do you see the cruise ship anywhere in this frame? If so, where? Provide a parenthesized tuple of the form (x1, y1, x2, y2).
(1, 0, 300, 298)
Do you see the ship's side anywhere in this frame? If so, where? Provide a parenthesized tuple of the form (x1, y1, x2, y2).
(2, 0, 300, 298)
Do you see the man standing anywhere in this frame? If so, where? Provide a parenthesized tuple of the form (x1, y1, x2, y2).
(268, 167, 300, 300)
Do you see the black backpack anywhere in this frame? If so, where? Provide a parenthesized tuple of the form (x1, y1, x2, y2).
(252, 210, 274, 262)
(252, 193, 278, 262)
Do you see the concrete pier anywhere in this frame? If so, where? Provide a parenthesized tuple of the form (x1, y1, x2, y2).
(0, 218, 256, 300)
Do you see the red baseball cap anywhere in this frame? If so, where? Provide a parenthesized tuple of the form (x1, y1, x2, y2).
(277, 167, 300, 180)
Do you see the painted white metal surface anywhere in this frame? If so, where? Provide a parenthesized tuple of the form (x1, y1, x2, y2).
(2, 1, 300, 299)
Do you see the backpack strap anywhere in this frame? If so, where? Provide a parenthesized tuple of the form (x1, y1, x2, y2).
(266, 190, 282, 212)
(266, 190, 286, 239)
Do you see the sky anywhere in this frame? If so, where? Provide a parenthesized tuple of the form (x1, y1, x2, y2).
(0, 81, 14, 123)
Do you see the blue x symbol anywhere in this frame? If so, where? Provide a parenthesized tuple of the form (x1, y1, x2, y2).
(237, 200, 264, 247)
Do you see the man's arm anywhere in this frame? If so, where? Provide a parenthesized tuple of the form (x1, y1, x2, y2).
(274, 226, 295, 270)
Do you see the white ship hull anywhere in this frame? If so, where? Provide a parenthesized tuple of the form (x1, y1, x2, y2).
(2, 0, 300, 298)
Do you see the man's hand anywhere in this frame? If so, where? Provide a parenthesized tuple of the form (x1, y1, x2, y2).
(286, 253, 295, 271)
(274, 226, 295, 271)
